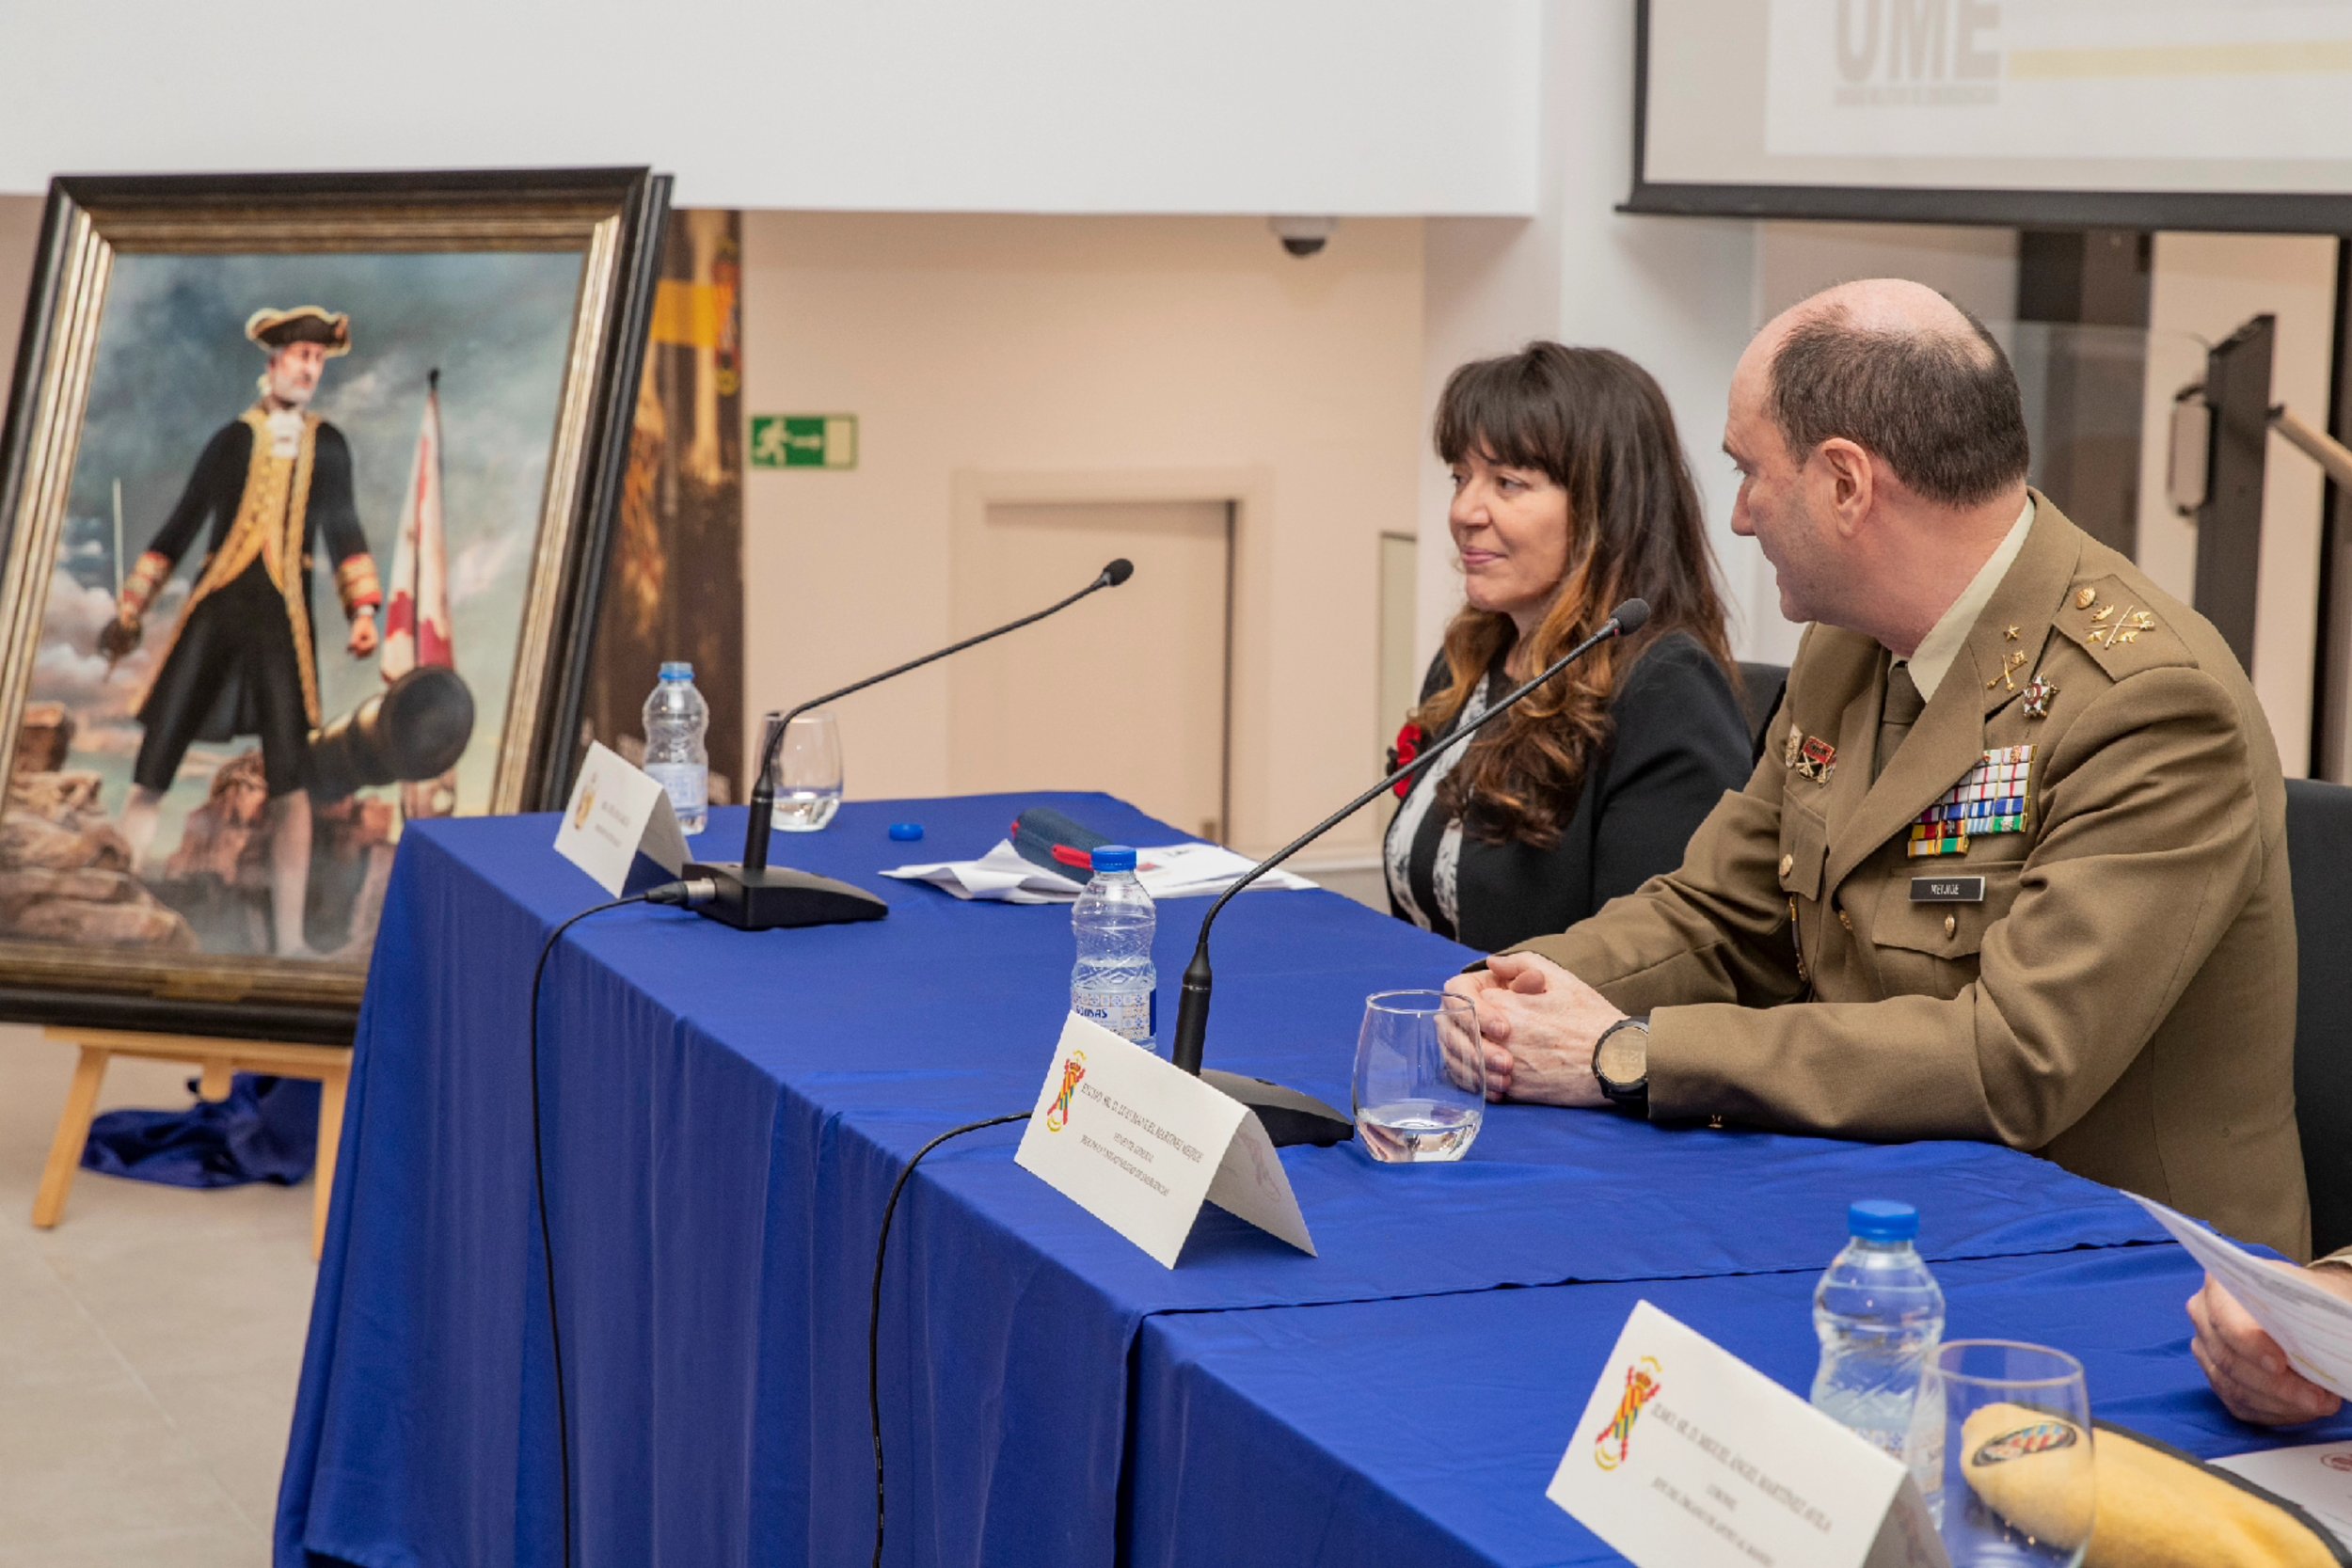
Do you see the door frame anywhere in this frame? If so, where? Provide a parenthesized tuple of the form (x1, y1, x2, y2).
(950, 467, 1270, 845)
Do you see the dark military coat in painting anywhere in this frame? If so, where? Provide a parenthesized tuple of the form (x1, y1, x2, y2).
(123, 405, 380, 794)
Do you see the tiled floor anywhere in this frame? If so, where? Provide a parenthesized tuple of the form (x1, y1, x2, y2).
(0, 1022, 315, 1566)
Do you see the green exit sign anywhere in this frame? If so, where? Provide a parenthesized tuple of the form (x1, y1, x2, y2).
(750, 414, 857, 469)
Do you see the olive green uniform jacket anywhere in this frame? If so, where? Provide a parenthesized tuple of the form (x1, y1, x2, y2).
(1514, 494, 2311, 1259)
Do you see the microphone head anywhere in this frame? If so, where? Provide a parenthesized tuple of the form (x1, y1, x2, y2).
(1609, 598, 1651, 636)
(1102, 558, 1136, 587)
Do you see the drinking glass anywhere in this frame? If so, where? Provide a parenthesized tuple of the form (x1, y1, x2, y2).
(1351, 990, 1485, 1163)
(770, 710, 843, 832)
(1910, 1339, 2094, 1567)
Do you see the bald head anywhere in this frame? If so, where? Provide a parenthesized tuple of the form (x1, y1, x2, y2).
(1723, 278, 2032, 647)
(1738, 277, 2028, 510)
(1763, 277, 1987, 353)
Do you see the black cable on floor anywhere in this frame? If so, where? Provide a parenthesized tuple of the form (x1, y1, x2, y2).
(870, 1111, 1032, 1568)
(528, 894, 647, 1568)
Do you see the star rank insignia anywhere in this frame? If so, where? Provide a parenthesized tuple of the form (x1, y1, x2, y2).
(2021, 673, 2056, 720)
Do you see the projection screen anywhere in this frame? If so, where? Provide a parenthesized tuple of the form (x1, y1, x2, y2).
(1633, 0, 2352, 230)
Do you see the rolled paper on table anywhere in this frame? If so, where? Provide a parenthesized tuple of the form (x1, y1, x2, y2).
(1960, 1402, 2346, 1568)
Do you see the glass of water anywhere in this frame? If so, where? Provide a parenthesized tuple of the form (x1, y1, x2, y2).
(771, 710, 843, 832)
(1910, 1340, 2094, 1567)
(1352, 990, 1485, 1164)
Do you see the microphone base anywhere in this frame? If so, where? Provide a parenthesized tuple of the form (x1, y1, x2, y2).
(1200, 1068, 1355, 1148)
(680, 861, 890, 931)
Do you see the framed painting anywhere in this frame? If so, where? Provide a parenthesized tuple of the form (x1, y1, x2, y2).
(0, 168, 668, 1041)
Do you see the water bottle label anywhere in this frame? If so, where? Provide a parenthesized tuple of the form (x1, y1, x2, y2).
(644, 763, 707, 816)
(1073, 986, 1156, 1045)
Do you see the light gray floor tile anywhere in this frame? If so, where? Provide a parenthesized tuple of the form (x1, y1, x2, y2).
(0, 1022, 312, 1562)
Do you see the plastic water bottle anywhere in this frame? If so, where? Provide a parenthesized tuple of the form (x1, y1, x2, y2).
(1072, 846, 1157, 1051)
(641, 661, 709, 835)
(1809, 1199, 1945, 1461)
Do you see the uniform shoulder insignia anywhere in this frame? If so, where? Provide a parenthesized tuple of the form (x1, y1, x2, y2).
(2055, 576, 2193, 677)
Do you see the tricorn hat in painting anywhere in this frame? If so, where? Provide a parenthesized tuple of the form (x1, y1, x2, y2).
(245, 306, 352, 356)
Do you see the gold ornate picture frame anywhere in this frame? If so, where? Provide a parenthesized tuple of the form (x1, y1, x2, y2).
(0, 169, 667, 1040)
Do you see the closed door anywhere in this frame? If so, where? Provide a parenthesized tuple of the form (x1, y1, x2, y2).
(950, 499, 1231, 840)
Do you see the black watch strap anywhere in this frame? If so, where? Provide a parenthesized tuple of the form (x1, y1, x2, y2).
(1593, 1014, 1650, 1116)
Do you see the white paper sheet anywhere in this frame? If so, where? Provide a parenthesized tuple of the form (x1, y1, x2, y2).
(881, 839, 1314, 904)
(2127, 1192, 2352, 1399)
(2213, 1441, 2352, 1548)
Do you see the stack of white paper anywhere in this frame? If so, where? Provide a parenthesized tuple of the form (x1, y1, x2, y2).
(881, 839, 1315, 904)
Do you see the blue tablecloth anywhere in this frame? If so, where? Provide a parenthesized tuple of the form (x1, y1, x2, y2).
(278, 796, 2219, 1568)
(1131, 1246, 2352, 1566)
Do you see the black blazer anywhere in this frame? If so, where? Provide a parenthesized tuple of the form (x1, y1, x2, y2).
(1383, 631, 1752, 953)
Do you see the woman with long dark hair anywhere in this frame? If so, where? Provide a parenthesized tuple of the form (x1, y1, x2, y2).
(1385, 342, 1751, 952)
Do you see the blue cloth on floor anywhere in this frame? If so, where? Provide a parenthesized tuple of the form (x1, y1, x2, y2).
(81, 1072, 320, 1188)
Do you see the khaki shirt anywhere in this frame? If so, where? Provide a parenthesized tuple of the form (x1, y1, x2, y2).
(1516, 494, 2311, 1259)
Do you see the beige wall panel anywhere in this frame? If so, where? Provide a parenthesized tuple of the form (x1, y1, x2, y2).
(738, 213, 1424, 855)
(0, 194, 44, 401)
(2137, 233, 2336, 775)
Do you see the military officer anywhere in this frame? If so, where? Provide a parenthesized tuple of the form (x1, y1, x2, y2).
(1447, 278, 2308, 1260)
(102, 306, 383, 957)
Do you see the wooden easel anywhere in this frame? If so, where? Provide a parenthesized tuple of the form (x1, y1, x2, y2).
(32, 1027, 352, 1260)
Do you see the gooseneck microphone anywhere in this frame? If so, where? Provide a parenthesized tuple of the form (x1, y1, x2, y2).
(681, 560, 1135, 930)
(1168, 598, 1651, 1146)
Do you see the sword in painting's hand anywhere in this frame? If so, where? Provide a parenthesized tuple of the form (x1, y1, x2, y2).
(97, 478, 139, 670)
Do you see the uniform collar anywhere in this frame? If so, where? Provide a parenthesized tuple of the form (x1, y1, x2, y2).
(1904, 495, 2035, 702)
(1820, 491, 2085, 895)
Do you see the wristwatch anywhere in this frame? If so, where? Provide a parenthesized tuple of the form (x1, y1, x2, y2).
(1592, 1015, 1650, 1116)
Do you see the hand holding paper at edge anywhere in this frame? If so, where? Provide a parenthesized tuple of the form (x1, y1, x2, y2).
(2192, 1265, 2352, 1427)
(2129, 1193, 2352, 1413)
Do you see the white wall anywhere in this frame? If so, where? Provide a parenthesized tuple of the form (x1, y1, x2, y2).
(0, 2, 1538, 218)
(1415, 2, 1759, 672)
(739, 213, 1426, 855)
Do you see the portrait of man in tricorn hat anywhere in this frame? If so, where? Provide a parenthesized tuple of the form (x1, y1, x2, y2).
(98, 305, 385, 957)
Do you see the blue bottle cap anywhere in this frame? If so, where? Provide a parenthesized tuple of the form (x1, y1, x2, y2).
(659, 660, 693, 681)
(1848, 1199, 1919, 1243)
(1090, 845, 1136, 874)
(888, 822, 924, 842)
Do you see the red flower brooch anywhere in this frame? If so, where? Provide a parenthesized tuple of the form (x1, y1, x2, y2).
(1390, 722, 1426, 799)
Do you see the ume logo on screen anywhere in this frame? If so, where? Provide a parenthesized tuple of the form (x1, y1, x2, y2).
(1833, 0, 2002, 107)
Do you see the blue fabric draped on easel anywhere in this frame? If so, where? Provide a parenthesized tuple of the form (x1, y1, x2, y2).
(80, 1073, 320, 1188)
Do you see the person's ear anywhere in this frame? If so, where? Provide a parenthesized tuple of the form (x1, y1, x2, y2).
(1815, 438, 1874, 537)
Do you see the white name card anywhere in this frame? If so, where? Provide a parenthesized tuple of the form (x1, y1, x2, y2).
(1548, 1301, 1947, 1568)
(554, 741, 690, 895)
(1014, 1013, 1314, 1269)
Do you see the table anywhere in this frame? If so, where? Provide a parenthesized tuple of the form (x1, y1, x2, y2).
(276, 795, 2322, 1568)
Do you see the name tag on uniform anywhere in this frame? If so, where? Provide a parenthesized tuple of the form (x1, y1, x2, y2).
(1910, 876, 1986, 904)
